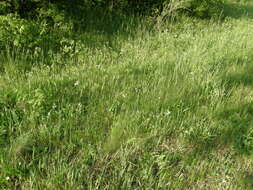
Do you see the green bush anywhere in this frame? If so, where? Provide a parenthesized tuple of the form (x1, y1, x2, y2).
(0, 13, 76, 53)
(98, 0, 225, 19)
(0, 0, 225, 19)
(0, 0, 225, 56)
(0, 14, 50, 50)
(184, 0, 225, 18)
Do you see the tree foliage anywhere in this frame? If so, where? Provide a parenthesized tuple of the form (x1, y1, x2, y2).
(0, 0, 225, 54)
(0, 0, 224, 19)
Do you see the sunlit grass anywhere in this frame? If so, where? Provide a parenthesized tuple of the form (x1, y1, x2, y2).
(1, 1, 253, 189)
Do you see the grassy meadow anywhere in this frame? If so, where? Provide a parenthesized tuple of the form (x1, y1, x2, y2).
(1, 0, 253, 189)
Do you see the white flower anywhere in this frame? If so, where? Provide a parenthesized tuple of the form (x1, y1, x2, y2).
(74, 81, 80, 86)
(164, 110, 171, 116)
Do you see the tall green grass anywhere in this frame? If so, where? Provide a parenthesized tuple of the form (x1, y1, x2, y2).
(1, 1, 253, 189)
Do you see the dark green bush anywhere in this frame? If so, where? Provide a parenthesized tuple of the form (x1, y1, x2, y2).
(97, 0, 225, 19)
(0, 0, 225, 57)
(184, 0, 225, 19)
(0, 14, 51, 50)
(0, 0, 225, 19)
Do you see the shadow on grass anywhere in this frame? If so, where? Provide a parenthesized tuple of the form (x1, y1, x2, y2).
(224, 68, 253, 87)
(216, 101, 253, 189)
(70, 9, 146, 51)
(184, 62, 253, 155)
(187, 101, 253, 158)
(224, 2, 253, 19)
(239, 172, 253, 190)
(191, 64, 253, 155)
(216, 102, 253, 154)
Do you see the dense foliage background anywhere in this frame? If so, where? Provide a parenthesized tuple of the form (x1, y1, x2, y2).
(0, 0, 225, 57)
(0, 0, 225, 18)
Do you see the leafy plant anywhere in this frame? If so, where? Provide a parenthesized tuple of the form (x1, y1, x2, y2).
(0, 14, 49, 50)
(184, 0, 225, 18)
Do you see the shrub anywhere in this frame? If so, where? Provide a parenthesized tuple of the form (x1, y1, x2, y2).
(184, 0, 225, 19)
(0, 0, 225, 56)
(96, 0, 225, 19)
(0, 0, 225, 19)
(0, 14, 49, 50)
